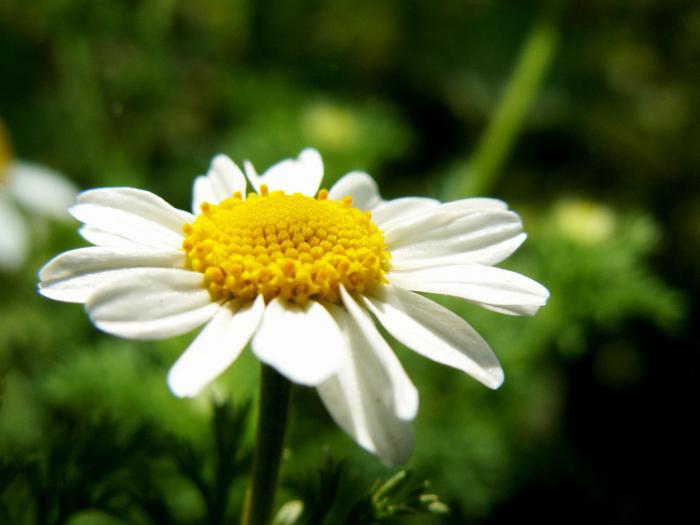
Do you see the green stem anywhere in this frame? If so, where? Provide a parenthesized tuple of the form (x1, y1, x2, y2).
(240, 365, 292, 525)
(457, 7, 561, 196)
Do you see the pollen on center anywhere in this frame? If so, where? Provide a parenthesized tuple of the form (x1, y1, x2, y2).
(182, 186, 390, 305)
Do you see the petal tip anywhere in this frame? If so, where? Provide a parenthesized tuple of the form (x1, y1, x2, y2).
(67, 203, 82, 220)
(211, 153, 232, 166)
(166, 370, 200, 399)
(300, 147, 321, 156)
(36, 282, 51, 299)
(300, 147, 322, 164)
(243, 160, 259, 186)
(377, 436, 414, 466)
(397, 392, 419, 421)
(484, 366, 505, 389)
(299, 148, 324, 178)
(211, 153, 241, 176)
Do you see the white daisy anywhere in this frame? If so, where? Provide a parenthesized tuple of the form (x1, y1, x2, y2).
(0, 119, 77, 271)
(38, 148, 548, 465)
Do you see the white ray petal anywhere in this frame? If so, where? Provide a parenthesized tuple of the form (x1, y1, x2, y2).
(388, 209, 526, 267)
(390, 234, 527, 269)
(327, 171, 382, 210)
(243, 160, 259, 190)
(364, 285, 503, 389)
(318, 301, 414, 466)
(438, 197, 508, 212)
(252, 298, 343, 386)
(244, 148, 323, 197)
(388, 264, 549, 315)
(191, 176, 216, 215)
(70, 187, 192, 250)
(390, 208, 521, 248)
(86, 268, 218, 339)
(339, 286, 418, 421)
(167, 295, 265, 397)
(192, 154, 247, 213)
(370, 197, 440, 228)
(38, 247, 185, 303)
(382, 201, 510, 246)
(480, 303, 543, 316)
(79, 225, 149, 249)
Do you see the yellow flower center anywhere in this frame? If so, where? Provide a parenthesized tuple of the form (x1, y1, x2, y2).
(182, 186, 390, 305)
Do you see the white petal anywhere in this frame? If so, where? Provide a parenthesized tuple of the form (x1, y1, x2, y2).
(38, 246, 185, 303)
(78, 225, 147, 249)
(391, 234, 527, 270)
(339, 286, 418, 421)
(387, 264, 549, 315)
(244, 148, 323, 196)
(6, 161, 78, 220)
(191, 154, 247, 213)
(318, 301, 414, 466)
(370, 197, 440, 228)
(252, 298, 343, 386)
(363, 285, 503, 389)
(70, 187, 193, 250)
(167, 295, 265, 397)
(439, 197, 508, 213)
(243, 160, 259, 189)
(191, 176, 216, 214)
(389, 209, 526, 267)
(390, 208, 521, 248)
(0, 194, 28, 271)
(382, 202, 511, 246)
(480, 303, 543, 316)
(86, 268, 218, 339)
(327, 171, 382, 210)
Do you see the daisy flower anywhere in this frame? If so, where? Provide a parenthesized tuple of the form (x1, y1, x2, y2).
(38, 148, 548, 465)
(0, 119, 77, 271)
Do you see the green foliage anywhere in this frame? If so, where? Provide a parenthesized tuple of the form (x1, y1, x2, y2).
(281, 460, 448, 525)
(0, 400, 252, 525)
(535, 202, 684, 353)
(0, 403, 450, 525)
(1, 411, 163, 524)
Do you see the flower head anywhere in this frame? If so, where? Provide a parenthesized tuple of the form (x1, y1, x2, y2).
(38, 148, 549, 465)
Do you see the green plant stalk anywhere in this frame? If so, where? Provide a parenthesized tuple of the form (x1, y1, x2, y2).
(459, 10, 560, 196)
(240, 365, 292, 525)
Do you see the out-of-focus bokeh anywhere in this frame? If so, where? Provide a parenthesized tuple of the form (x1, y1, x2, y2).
(1, 1, 697, 523)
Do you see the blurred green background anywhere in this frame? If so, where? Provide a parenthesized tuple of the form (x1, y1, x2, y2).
(1, 1, 698, 523)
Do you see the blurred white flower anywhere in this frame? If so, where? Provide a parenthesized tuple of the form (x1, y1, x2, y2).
(38, 148, 548, 465)
(0, 120, 78, 271)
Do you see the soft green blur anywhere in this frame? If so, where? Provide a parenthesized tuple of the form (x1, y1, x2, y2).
(1, 1, 697, 524)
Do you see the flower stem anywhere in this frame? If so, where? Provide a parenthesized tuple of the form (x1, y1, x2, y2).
(240, 364, 292, 525)
(456, 7, 561, 196)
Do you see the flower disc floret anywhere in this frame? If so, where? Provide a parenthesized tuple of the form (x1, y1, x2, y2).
(183, 187, 390, 304)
